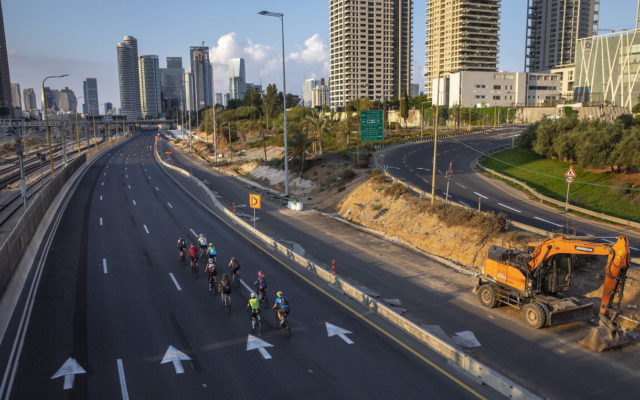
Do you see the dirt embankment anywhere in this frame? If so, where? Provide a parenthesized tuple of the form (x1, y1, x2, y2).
(338, 173, 529, 269)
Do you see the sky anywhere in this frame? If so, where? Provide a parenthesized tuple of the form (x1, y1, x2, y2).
(4, 0, 637, 110)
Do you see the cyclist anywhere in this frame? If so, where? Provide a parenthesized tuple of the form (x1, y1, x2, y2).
(177, 235, 187, 261)
(228, 257, 240, 283)
(198, 233, 208, 256)
(246, 293, 261, 332)
(206, 258, 217, 292)
(188, 243, 199, 266)
(207, 243, 217, 262)
(254, 271, 267, 303)
(218, 274, 232, 303)
(272, 291, 290, 327)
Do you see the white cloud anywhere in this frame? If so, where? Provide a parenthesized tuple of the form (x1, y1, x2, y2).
(288, 34, 327, 65)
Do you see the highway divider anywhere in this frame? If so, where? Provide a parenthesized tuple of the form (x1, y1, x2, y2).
(154, 140, 540, 400)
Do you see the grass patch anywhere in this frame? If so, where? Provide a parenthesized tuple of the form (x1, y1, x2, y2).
(481, 148, 640, 222)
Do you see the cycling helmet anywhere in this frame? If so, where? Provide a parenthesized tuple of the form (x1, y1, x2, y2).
(250, 292, 257, 298)
(277, 291, 283, 297)
(209, 243, 213, 246)
(258, 271, 264, 277)
(199, 233, 203, 237)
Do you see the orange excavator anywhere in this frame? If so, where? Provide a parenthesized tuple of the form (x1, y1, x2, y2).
(473, 235, 632, 351)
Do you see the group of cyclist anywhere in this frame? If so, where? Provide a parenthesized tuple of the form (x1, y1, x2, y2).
(177, 233, 290, 332)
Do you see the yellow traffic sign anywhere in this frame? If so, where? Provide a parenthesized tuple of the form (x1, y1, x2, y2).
(249, 194, 261, 209)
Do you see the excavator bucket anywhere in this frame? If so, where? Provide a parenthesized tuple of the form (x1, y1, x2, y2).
(580, 318, 632, 351)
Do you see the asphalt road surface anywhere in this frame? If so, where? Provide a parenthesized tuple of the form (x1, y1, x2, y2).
(0, 132, 494, 399)
(376, 127, 640, 255)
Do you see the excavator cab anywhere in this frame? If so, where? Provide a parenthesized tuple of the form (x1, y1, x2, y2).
(536, 254, 573, 295)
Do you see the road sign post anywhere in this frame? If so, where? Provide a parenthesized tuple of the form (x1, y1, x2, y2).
(445, 162, 454, 205)
(249, 193, 261, 228)
(564, 166, 576, 211)
(360, 110, 384, 142)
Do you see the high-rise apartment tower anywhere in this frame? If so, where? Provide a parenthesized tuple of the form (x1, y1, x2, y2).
(11, 83, 20, 109)
(190, 46, 212, 110)
(83, 78, 99, 116)
(117, 35, 142, 119)
(138, 55, 162, 118)
(329, 0, 412, 109)
(425, 0, 501, 94)
(525, 0, 599, 72)
(228, 58, 247, 101)
(0, 1, 11, 116)
(23, 88, 36, 111)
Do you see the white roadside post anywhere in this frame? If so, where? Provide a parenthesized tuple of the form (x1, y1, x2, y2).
(445, 162, 454, 205)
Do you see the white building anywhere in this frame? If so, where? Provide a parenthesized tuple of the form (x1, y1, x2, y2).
(138, 55, 162, 118)
(311, 82, 330, 108)
(434, 70, 562, 108)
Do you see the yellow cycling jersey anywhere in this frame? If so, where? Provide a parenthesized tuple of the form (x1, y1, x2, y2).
(248, 297, 260, 310)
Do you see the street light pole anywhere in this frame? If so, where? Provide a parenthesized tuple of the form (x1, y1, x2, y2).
(420, 101, 428, 140)
(42, 74, 69, 176)
(259, 10, 289, 197)
(75, 96, 84, 153)
(430, 71, 441, 205)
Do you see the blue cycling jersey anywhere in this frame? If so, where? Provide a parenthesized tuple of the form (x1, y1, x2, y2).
(275, 296, 289, 308)
(208, 247, 217, 256)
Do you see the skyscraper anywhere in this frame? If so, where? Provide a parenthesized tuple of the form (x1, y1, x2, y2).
(329, 0, 412, 109)
(11, 83, 20, 109)
(83, 78, 99, 116)
(23, 88, 36, 111)
(228, 58, 247, 100)
(190, 46, 212, 110)
(57, 87, 77, 113)
(425, 0, 500, 94)
(303, 78, 323, 107)
(138, 55, 162, 118)
(0, 1, 11, 117)
(42, 87, 57, 112)
(117, 35, 142, 119)
(525, 0, 599, 72)
(104, 102, 113, 114)
(184, 71, 194, 112)
(161, 57, 184, 116)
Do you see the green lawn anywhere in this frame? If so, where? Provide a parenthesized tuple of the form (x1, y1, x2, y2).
(481, 148, 640, 222)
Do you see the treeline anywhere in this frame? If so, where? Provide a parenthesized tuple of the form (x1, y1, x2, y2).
(518, 114, 640, 171)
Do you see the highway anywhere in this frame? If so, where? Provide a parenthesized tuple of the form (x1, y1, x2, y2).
(0, 132, 492, 399)
(376, 127, 640, 255)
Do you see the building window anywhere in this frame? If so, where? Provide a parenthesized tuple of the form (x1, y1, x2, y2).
(493, 85, 501, 90)
(493, 95, 501, 100)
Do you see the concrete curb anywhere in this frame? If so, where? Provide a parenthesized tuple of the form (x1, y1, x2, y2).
(154, 140, 541, 400)
(0, 135, 131, 347)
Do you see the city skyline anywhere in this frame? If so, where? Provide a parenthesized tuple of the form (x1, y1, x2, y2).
(3, 0, 636, 110)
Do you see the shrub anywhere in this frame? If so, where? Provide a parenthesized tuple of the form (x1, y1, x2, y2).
(267, 157, 283, 167)
(341, 169, 356, 181)
(383, 183, 408, 199)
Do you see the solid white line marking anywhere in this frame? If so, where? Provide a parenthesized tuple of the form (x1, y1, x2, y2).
(458, 200, 471, 207)
(533, 216, 563, 227)
(455, 183, 467, 189)
(167, 202, 173, 209)
(128, 185, 131, 189)
(143, 224, 149, 234)
(473, 192, 488, 200)
(630, 246, 639, 251)
(601, 238, 614, 243)
(190, 228, 198, 238)
(117, 359, 130, 400)
(239, 278, 255, 295)
(169, 273, 182, 291)
(132, 200, 136, 206)
(498, 203, 522, 213)
(99, 217, 103, 226)
(102, 259, 108, 274)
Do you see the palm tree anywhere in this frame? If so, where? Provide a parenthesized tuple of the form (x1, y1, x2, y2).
(305, 111, 331, 156)
(288, 128, 316, 178)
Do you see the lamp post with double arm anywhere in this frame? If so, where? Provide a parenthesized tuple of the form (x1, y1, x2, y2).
(42, 74, 69, 176)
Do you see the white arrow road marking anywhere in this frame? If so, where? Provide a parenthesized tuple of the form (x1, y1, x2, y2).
(169, 273, 182, 291)
(325, 322, 354, 344)
(161, 346, 191, 374)
(455, 183, 467, 189)
(102, 259, 108, 274)
(116, 359, 130, 400)
(99, 217, 103, 226)
(143, 224, 149, 234)
(458, 200, 471, 207)
(167, 202, 173, 209)
(497, 203, 522, 213)
(132, 200, 136, 206)
(190, 228, 198, 238)
(533, 216, 563, 227)
(246, 335, 274, 359)
(51, 357, 86, 390)
(473, 192, 488, 200)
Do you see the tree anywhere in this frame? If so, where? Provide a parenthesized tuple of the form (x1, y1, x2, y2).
(226, 99, 243, 110)
(305, 110, 331, 156)
(243, 86, 262, 114)
(262, 84, 279, 130)
(400, 88, 410, 127)
(288, 128, 315, 178)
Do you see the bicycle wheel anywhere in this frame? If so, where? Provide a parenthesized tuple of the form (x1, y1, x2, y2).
(224, 296, 231, 313)
(284, 320, 291, 337)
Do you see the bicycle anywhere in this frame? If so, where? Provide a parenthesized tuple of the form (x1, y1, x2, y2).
(230, 269, 240, 287)
(221, 292, 231, 313)
(208, 275, 217, 294)
(274, 309, 291, 337)
(190, 257, 199, 279)
(249, 311, 262, 335)
(254, 284, 268, 306)
(178, 248, 186, 264)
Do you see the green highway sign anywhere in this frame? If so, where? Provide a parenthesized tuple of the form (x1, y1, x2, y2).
(360, 110, 384, 142)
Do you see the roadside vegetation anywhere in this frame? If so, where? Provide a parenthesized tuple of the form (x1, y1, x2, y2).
(482, 115, 640, 222)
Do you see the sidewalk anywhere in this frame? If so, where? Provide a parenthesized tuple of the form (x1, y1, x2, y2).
(158, 137, 640, 400)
